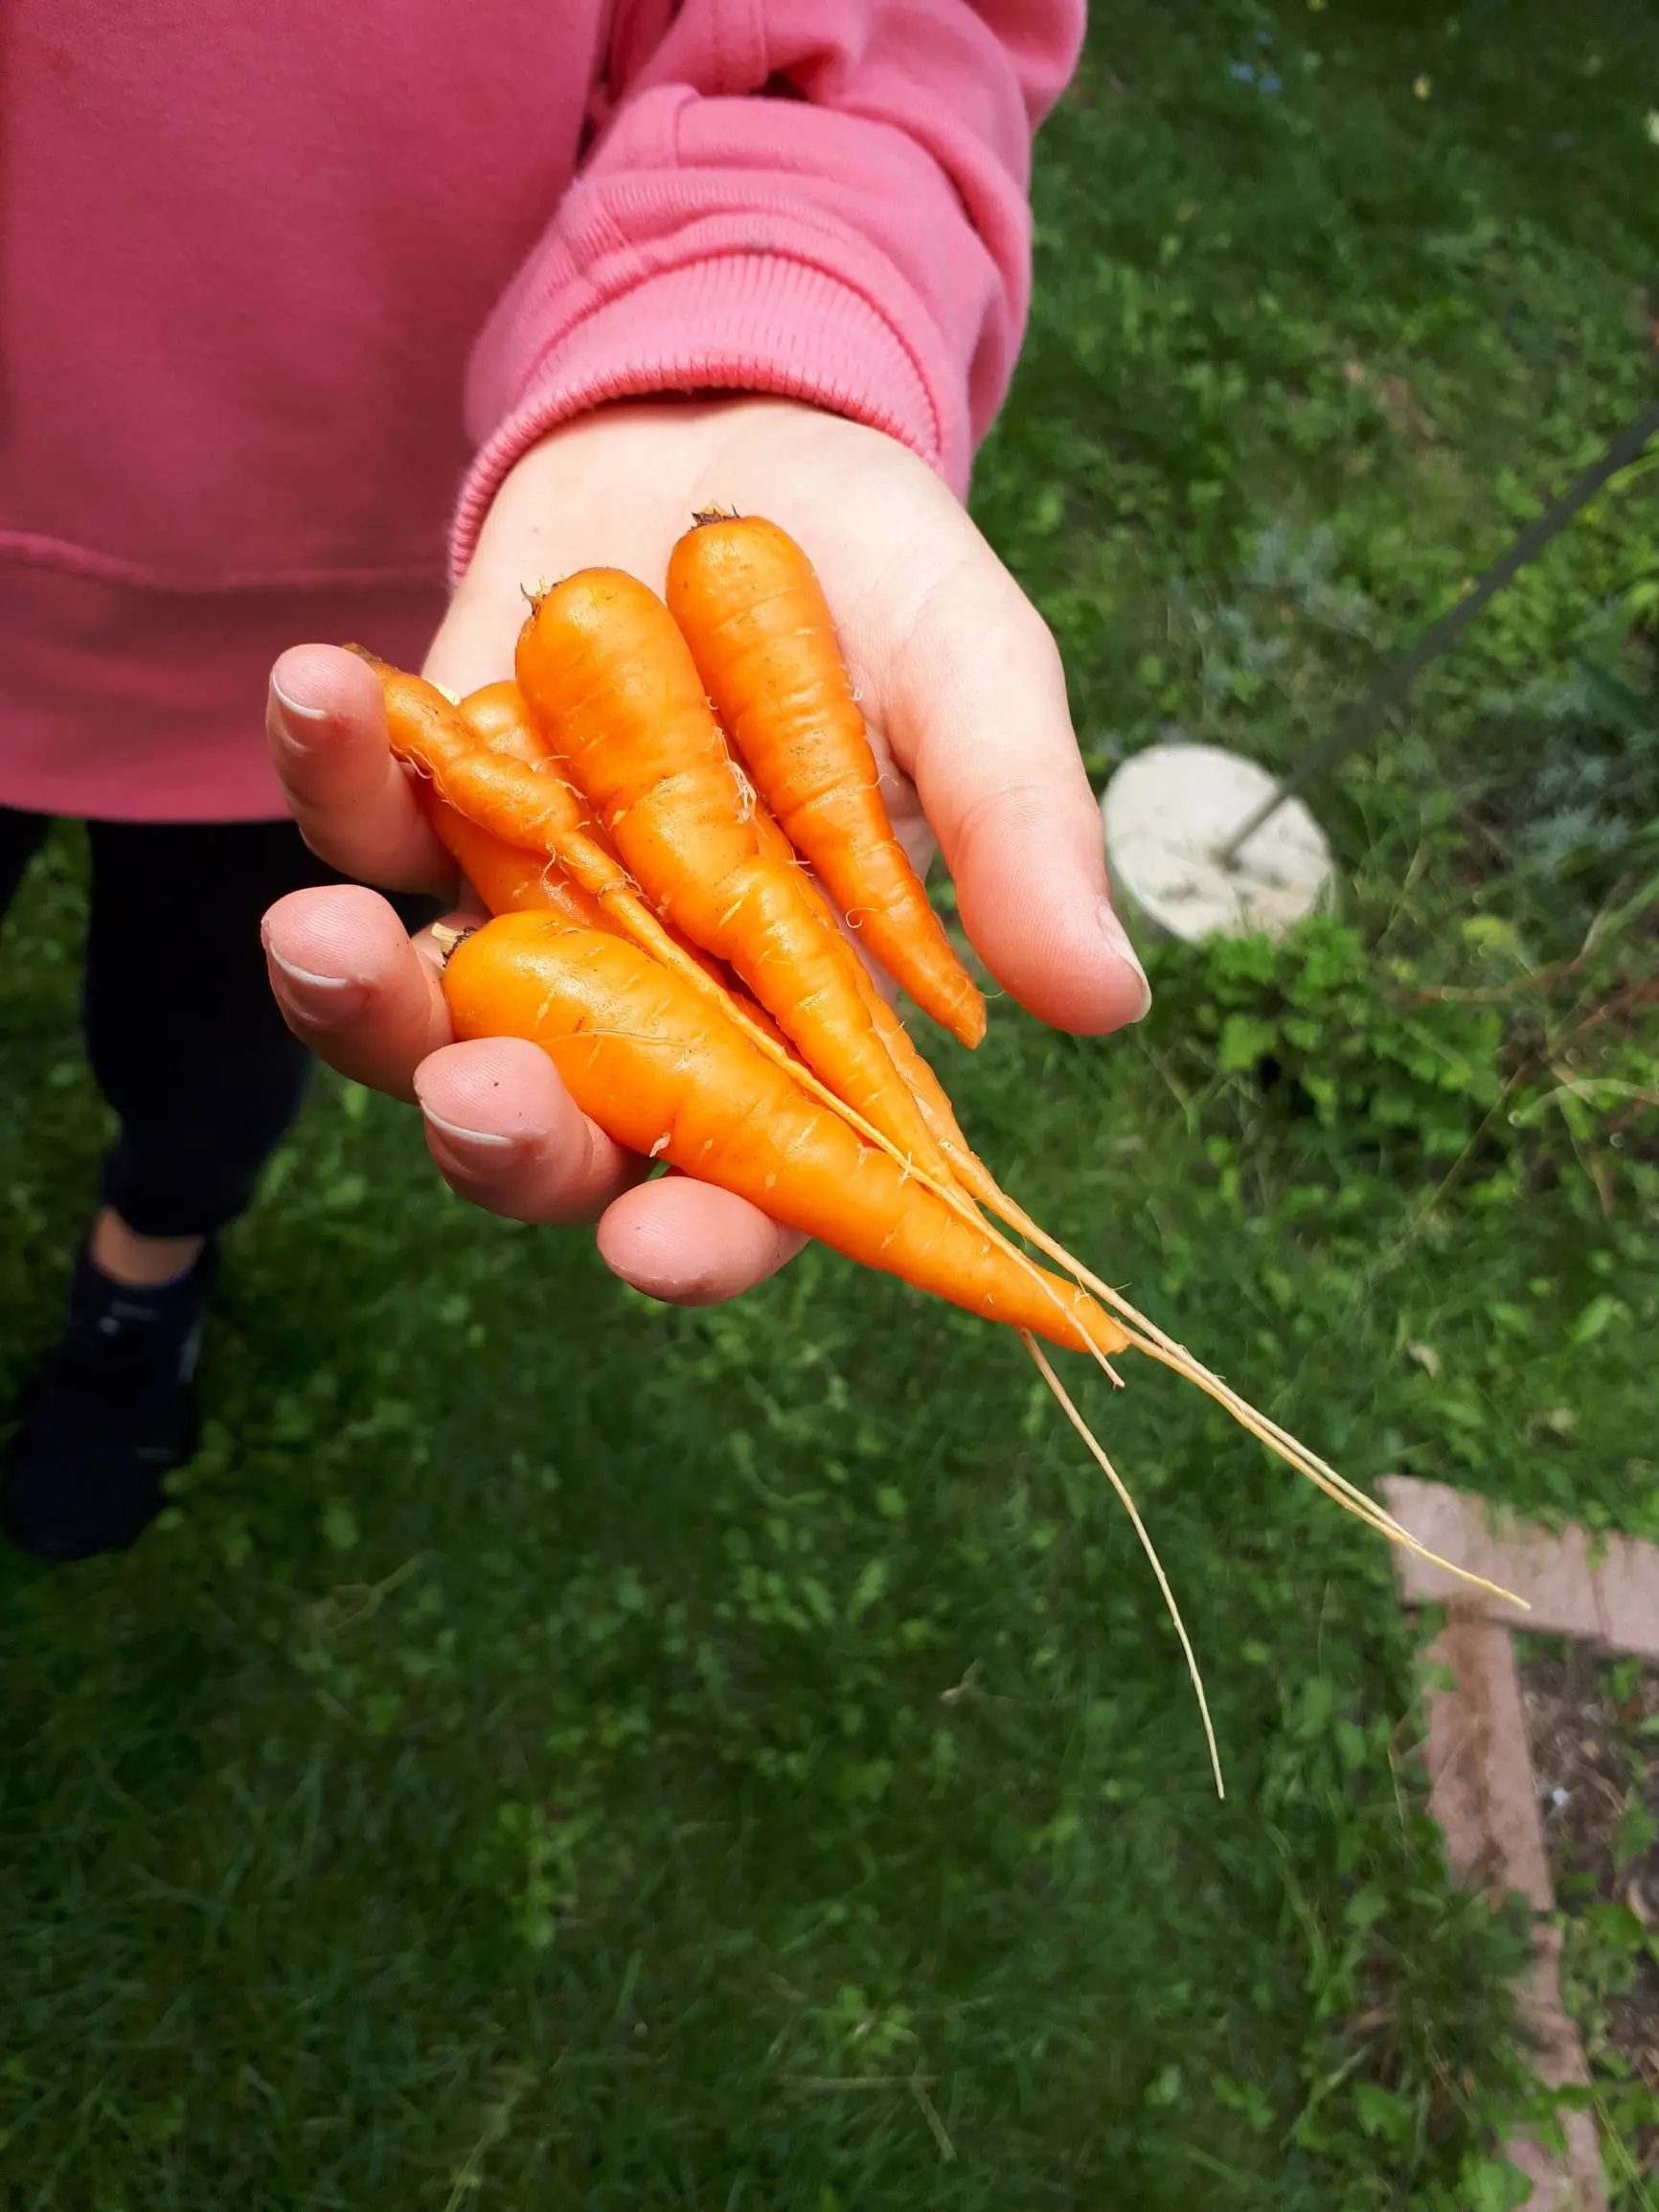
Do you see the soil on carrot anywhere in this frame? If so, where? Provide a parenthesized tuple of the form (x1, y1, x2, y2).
(1519, 1640, 1659, 2201)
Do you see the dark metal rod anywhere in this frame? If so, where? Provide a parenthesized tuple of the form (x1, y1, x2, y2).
(1216, 397, 1659, 868)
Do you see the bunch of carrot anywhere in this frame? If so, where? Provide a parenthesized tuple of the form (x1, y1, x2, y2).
(352, 513, 1516, 1793)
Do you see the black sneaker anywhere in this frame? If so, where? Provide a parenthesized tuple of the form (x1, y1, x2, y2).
(1, 1240, 217, 1562)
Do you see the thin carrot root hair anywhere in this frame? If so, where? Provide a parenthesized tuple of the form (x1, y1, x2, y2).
(1023, 1332, 1224, 1799)
(960, 1163, 1527, 1614)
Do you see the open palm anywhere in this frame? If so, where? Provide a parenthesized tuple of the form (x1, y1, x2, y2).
(260, 396, 1148, 1304)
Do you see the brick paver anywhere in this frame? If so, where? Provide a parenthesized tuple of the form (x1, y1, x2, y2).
(1381, 1480, 1617, 2211)
(1590, 1533, 1659, 1659)
(1511, 1926, 1602, 2212)
(1378, 1474, 1659, 1659)
(1421, 1612, 1552, 1907)
(1413, 1617, 1607, 2208)
(1380, 1476, 1601, 1638)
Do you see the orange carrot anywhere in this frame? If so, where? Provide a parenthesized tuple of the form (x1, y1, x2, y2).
(440, 682, 973, 1190)
(456, 666, 982, 1191)
(433, 684, 619, 926)
(443, 909, 1126, 1358)
(512, 571, 952, 1178)
(744, 799, 974, 1159)
(667, 513, 985, 1047)
(455, 672, 999, 1220)
(374, 673, 608, 926)
(368, 654, 784, 1009)
(457, 677, 541, 759)
(363, 652, 595, 855)
(456, 680, 751, 992)
(427, 801, 603, 929)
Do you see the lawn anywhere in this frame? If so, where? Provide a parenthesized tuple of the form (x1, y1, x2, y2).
(3, 2, 1657, 2205)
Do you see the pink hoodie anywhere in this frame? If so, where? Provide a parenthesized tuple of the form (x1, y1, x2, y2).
(0, 0, 1082, 823)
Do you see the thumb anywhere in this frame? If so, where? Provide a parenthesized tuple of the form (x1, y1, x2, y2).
(891, 565, 1149, 1037)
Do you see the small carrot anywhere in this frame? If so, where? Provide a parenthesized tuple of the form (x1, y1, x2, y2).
(427, 706, 1080, 1335)
(373, 662, 938, 1154)
(368, 654, 788, 1027)
(513, 571, 954, 1179)
(432, 686, 618, 927)
(444, 683, 974, 1188)
(361, 652, 595, 855)
(666, 513, 986, 1047)
(457, 680, 758, 993)
(443, 909, 1126, 1359)
(427, 801, 602, 928)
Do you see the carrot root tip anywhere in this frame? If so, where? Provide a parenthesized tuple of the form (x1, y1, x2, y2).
(1023, 1334, 1223, 1800)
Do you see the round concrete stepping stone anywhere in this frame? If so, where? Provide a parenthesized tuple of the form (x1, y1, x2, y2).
(1101, 741, 1334, 943)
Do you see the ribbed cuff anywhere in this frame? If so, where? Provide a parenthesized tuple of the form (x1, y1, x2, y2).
(449, 253, 950, 584)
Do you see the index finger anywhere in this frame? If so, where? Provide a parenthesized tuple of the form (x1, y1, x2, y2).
(267, 643, 456, 893)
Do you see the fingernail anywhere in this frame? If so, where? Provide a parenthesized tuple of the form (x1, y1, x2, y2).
(419, 1106, 519, 1154)
(271, 672, 330, 722)
(270, 673, 330, 753)
(1098, 898, 1152, 1023)
(263, 939, 368, 1014)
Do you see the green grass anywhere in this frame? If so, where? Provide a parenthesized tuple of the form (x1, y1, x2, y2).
(3, 2, 1657, 2203)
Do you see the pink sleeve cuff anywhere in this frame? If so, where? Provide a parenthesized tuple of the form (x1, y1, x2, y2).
(448, 251, 945, 585)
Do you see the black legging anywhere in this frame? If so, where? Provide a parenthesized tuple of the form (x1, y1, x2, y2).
(0, 809, 435, 1239)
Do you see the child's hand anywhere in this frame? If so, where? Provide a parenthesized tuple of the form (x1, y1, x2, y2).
(261, 396, 1148, 1305)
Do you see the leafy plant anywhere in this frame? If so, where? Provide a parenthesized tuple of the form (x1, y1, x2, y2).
(1154, 918, 1506, 1165)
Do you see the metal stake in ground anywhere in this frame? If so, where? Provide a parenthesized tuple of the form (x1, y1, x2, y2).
(1215, 396, 1659, 870)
